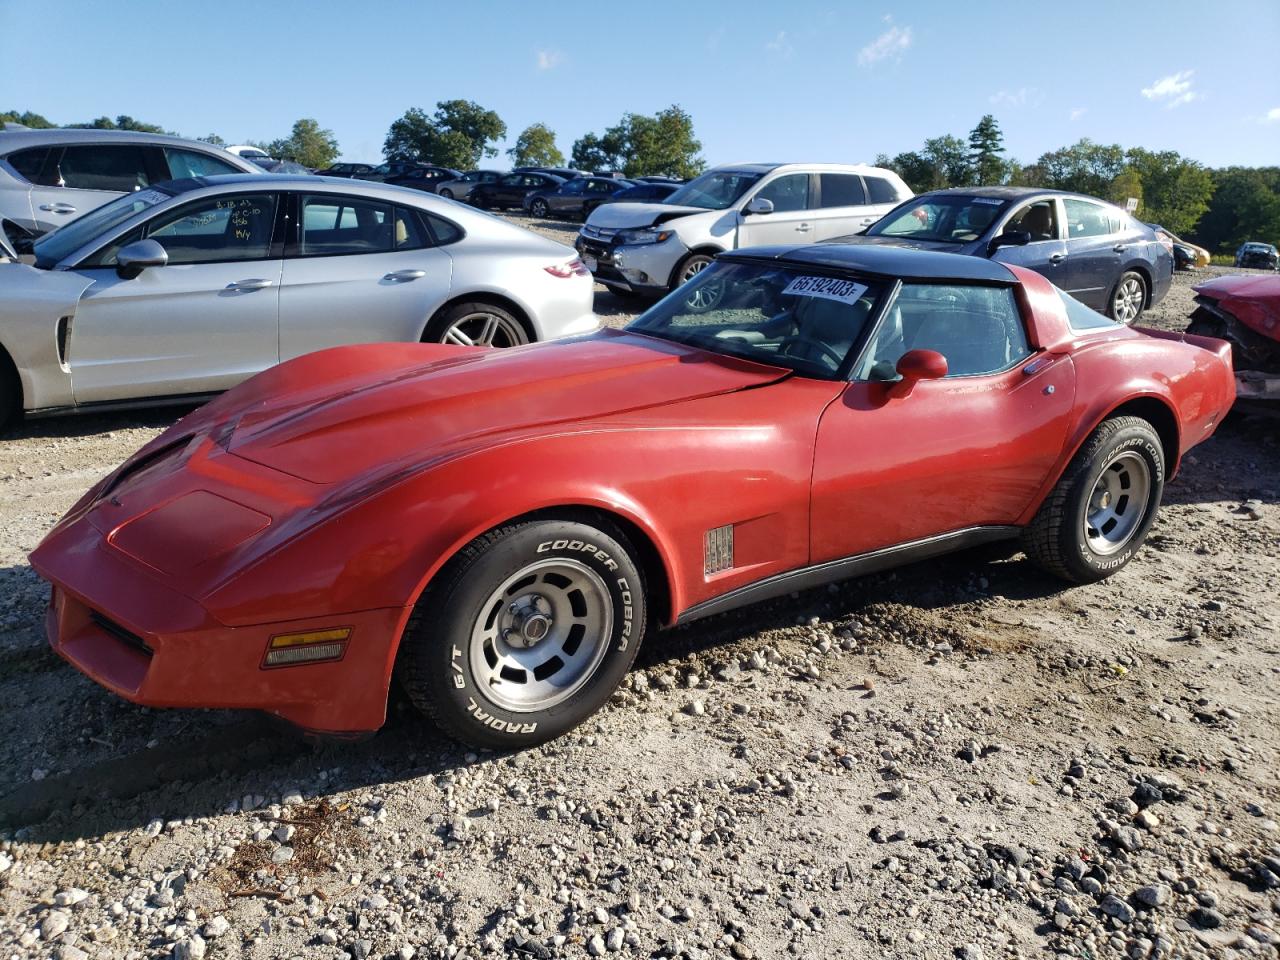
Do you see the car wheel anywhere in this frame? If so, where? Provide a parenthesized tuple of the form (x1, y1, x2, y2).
(1108, 271, 1147, 325)
(530, 199, 549, 218)
(1023, 416, 1164, 584)
(673, 253, 724, 312)
(440, 189, 455, 200)
(0, 355, 19, 430)
(425, 302, 530, 348)
(397, 517, 647, 749)
(473, 194, 490, 209)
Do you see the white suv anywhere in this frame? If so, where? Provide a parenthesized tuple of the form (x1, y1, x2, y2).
(575, 162, 912, 297)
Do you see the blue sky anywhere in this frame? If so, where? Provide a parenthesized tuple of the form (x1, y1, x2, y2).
(3, 0, 1278, 169)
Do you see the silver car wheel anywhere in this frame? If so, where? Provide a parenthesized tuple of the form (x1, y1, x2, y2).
(679, 257, 724, 311)
(1112, 276, 1145, 324)
(441, 311, 529, 348)
(1084, 451, 1151, 555)
(469, 558, 613, 713)
(440, 189, 454, 200)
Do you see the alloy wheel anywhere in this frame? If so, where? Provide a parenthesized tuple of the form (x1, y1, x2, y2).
(1083, 451, 1152, 555)
(441, 312, 528, 348)
(1112, 276, 1145, 324)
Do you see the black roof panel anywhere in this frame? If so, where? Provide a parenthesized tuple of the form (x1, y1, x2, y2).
(722, 242, 1018, 284)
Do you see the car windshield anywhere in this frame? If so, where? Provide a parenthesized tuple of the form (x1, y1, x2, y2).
(32, 187, 174, 268)
(627, 260, 886, 379)
(663, 171, 763, 210)
(867, 195, 1010, 244)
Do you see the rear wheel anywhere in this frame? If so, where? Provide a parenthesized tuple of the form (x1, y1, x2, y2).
(440, 188, 455, 200)
(1023, 416, 1164, 583)
(424, 302, 530, 348)
(530, 198, 549, 218)
(1108, 271, 1147, 325)
(397, 518, 647, 749)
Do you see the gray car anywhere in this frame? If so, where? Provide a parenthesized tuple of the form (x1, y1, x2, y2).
(436, 169, 504, 202)
(0, 175, 597, 426)
(0, 128, 259, 242)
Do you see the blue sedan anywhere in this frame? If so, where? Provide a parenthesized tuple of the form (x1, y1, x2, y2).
(842, 187, 1173, 324)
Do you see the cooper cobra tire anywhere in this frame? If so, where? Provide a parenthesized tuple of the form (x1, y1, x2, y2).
(398, 518, 647, 750)
(1108, 270, 1148, 325)
(1022, 416, 1164, 584)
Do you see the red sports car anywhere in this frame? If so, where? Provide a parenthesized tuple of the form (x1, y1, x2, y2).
(30, 246, 1236, 749)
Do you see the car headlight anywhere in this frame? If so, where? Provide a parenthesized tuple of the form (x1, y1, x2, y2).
(616, 227, 673, 246)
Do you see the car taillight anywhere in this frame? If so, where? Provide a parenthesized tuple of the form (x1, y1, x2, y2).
(545, 259, 590, 278)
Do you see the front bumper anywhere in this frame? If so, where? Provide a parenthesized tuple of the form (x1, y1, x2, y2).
(32, 518, 408, 736)
(575, 232, 687, 294)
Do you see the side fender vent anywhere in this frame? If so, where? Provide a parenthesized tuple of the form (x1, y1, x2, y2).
(704, 524, 734, 576)
(56, 316, 72, 369)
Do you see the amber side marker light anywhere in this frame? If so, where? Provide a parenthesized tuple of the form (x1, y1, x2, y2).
(262, 627, 350, 667)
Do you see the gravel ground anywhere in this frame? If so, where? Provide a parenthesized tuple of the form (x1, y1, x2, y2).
(1, 225, 1278, 960)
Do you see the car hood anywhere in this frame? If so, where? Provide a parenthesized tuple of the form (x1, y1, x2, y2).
(1195, 274, 1280, 342)
(585, 202, 709, 230)
(227, 329, 791, 484)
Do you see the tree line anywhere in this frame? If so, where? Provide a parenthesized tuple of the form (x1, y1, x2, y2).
(5, 105, 1276, 253)
(876, 114, 1277, 253)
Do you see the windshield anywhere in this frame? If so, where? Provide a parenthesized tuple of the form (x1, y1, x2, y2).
(627, 260, 886, 378)
(33, 188, 173, 267)
(867, 194, 1010, 244)
(663, 170, 763, 210)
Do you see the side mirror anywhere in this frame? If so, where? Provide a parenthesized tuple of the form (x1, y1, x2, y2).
(988, 228, 1031, 254)
(743, 196, 774, 216)
(116, 239, 168, 279)
(889, 349, 948, 397)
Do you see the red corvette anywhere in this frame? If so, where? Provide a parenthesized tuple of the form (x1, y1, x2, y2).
(30, 245, 1235, 748)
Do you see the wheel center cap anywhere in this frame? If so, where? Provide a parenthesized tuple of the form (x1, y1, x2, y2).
(521, 614, 551, 644)
(505, 595, 554, 648)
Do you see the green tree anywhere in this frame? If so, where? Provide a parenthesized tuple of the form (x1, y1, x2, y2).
(1124, 148, 1214, 237)
(923, 135, 971, 187)
(1108, 168, 1143, 210)
(508, 123, 564, 167)
(200, 133, 226, 146)
(72, 114, 170, 133)
(1032, 139, 1127, 196)
(384, 101, 506, 169)
(571, 129, 627, 171)
(625, 105, 703, 178)
(1193, 167, 1280, 253)
(967, 114, 1006, 186)
(267, 118, 339, 168)
(0, 109, 55, 128)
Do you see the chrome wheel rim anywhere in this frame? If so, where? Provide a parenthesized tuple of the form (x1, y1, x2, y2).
(680, 259, 723, 311)
(440, 312, 528, 348)
(1084, 451, 1151, 555)
(469, 558, 613, 712)
(1112, 276, 1144, 324)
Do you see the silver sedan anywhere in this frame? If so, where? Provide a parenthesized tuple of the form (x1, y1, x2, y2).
(0, 175, 598, 425)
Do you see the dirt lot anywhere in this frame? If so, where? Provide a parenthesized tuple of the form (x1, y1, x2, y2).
(0, 231, 1277, 960)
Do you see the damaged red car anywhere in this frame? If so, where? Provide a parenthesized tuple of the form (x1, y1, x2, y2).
(30, 245, 1236, 749)
(1188, 274, 1280, 407)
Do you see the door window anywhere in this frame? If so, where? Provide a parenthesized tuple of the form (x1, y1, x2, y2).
(57, 145, 153, 191)
(164, 148, 243, 180)
(143, 193, 279, 264)
(6, 147, 52, 185)
(855, 284, 1031, 380)
(1063, 199, 1113, 239)
(560, 179, 586, 195)
(754, 174, 810, 213)
(817, 173, 866, 208)
(300, 195, 394, 255)
(392, 206, 428, 250)
(1005, 200, 1058, 241)
(864, 176, 899, 204)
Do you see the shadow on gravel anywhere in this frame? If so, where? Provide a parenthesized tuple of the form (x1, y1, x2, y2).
(1, 405, 193, 442)
(1161, 412, 1280, 508)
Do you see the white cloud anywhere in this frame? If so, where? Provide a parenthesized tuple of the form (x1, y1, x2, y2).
(536, 49, 563, 71)
(1262, 106, 1280, 124)
(765, 30, 794, 58)
(1069, 107, 1088, 121)
(858, 23, 912, 67)
(989, 87, 1038, 108)
(1140, 70, 1199, 108)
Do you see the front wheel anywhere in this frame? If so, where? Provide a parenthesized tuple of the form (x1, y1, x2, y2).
(440, 188, 455, 200)
(397, 518, 647, 749)
(1023, 416, 1164, 583)
(1108, 271, 1147, 325)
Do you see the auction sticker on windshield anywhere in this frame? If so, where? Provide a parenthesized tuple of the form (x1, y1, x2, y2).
(781, 276, 868, 305)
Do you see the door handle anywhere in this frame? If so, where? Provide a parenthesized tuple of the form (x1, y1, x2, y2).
(794, 224, 812, 233)
(383, 269, 426, 282)
(39, 202, 77, 214)
(1049, 253, 1067, 264)
(226, 279, 273, 291)
(1113, 244, 1128, 253)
